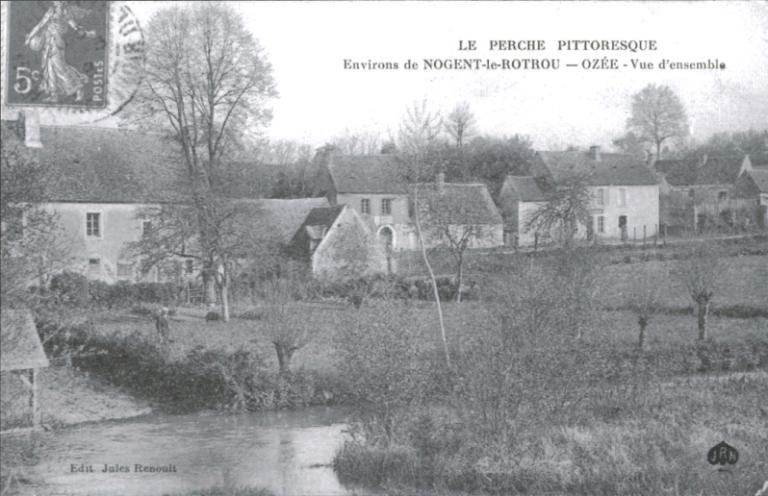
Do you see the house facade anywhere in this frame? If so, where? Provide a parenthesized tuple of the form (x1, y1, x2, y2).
(16, 126, 330, 284)
(289, 205, 387, 278)
(653, 155, 755, 230)
(312, 146, 504, 254)
(500, 146, 660, 246)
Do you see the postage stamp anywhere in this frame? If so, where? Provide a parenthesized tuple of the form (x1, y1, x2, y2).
(4, 1, 109, 108)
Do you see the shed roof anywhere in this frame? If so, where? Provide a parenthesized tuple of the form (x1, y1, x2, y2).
(1, 309, 49, 372)
(230, 198, 330, 245)
(501, 176, 548, 202)
(749, 169, 768, 193)
(413, 182, 503, 225)
(535, 150, 657, 186)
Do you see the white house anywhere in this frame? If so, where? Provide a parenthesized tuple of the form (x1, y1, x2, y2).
(500, 146, 660, 246)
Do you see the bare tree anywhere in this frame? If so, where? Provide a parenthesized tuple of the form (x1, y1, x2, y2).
(413, 187, 450, 366)
(445, 102, 476, 148)
(676, 243, 719, 341)
(123, 3, 277, 319)
(627, 84, 689, 160)
(525, 175, 592, 249)
(626, 266, 662, 349)
(397, 100, 443, 180)
(262, 276, 314, 374)
(331, 130, 381, 155)
(416, 183, 480, 303)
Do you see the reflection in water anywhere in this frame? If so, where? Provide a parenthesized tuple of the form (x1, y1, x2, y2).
(12, 407, 353, 496)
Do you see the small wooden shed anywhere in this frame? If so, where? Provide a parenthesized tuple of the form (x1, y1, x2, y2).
(1, 309, 49, 433)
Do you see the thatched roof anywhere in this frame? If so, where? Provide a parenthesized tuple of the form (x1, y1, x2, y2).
(1, 309, 49, 372)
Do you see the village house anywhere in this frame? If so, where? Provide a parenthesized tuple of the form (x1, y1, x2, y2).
(15, 126, 329, 284)
(730, 166, 768, 227)
(500, 146, 660, 246)
(312, 146, 504, 256)
(653, 154, 755, 230)
(288, 204, 387, 278)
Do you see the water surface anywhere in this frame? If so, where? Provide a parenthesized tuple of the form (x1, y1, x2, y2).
(13, 407, 353, 496)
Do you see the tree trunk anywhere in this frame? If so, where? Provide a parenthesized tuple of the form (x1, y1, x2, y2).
(414, 189, 450, 367)
(203, 269, 216, 308)
(275, 343, 295, 374)
(455, 257, 464, 303)
(638, 317, 648, 350)
(220, 282, 230, 322)
(697, 300, 710, 341)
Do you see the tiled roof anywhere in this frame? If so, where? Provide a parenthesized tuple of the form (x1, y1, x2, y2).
(654, 159, 688, 175)
(413, 182, 503, 225)
(749, 169, 768, 193)
(37, 126, 191, 203)
(500, 176, 547, 202)
(324, 153, 408, 194)
(663, 155, 748, 187)
(230, 198, 330, 245)
(288, 205, 346, 256)
(535, 150, 658, 186)
(1, 309, 49, 372)
(695, 156, 746, 185)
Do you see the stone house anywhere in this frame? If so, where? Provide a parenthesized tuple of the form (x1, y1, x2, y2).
(500, 146, 660, 246)
(730, 166, 768, 227)
(15, 126, 328, 284)
(312, 146, 504, 254)
(653, 155, 754, 229)
(288, 204, 386, 278)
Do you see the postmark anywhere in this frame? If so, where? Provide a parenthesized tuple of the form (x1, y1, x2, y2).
(1, 1, 145, 123)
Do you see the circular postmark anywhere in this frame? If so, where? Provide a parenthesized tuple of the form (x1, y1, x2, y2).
(0, 1, 145, 124)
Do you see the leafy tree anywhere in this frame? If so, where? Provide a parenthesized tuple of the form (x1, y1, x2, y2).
(1, 123, 71, 306)
(524, 175, 592, 249)
(612, 131, 649, 161)
(690, 129, 768, 159)
(445, 102, 476, 148)
(626, 84, 689, 160)
(123, 3, 277, 319)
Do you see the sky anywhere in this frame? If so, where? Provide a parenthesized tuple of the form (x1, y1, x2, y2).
(11, 1, 768, 151)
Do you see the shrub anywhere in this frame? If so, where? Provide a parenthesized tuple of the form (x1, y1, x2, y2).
(131, 305, 155, 317)
(49, 271, 89, 306)
(238, 310, 264, 321)
(205, 311, 221, 322)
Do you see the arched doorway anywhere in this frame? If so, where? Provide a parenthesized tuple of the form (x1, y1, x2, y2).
(377, 226, 394, 274)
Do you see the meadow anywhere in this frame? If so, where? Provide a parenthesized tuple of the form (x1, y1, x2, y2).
(40, 249, 768, 495)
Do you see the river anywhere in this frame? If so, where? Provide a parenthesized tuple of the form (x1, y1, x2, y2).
(8, 407, 356, 496)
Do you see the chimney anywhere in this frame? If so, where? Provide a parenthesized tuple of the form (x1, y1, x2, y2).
(436, 171, 445, 193)
(588, 145, 601, 162)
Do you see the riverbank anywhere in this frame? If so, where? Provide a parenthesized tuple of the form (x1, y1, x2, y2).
(39, 366, 152, 428)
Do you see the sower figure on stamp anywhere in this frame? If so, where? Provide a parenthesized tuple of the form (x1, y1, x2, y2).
(24, 1, 97, 103)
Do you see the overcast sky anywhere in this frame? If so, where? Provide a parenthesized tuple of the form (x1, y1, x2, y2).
(127, 1, 768, 150)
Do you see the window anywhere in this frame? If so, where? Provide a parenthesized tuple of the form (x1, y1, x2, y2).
(597, 216, 605, 233)
(86, 212, 101, 237)
(142, 220, 152, 236)
(718, 191, 728, 201)
(117, 262, 133, 279)
(88, 258, 101, 276)
(361, 199, 370, 214)
(185, 259, 194, 275)
(618, 188, 627, 207)
(381, 198, 392, 215)
(596, 188, 605, 206)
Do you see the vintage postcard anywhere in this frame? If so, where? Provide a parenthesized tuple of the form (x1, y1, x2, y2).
(1, 1, 766, 496)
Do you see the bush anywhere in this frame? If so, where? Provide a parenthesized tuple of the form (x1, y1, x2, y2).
(131, 305, 155, 317)
(49, 271, 89, 306)
(205, 311, 221, 322)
